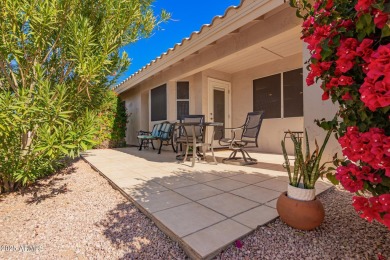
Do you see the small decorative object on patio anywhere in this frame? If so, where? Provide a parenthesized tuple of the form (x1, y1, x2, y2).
(290, 0, 390, 229)
(276, 129, 332, 230)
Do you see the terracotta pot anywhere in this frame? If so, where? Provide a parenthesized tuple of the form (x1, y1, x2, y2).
(276, 191, 325, 230)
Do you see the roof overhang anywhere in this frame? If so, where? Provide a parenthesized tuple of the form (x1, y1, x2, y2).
(114, 0, 287, 94)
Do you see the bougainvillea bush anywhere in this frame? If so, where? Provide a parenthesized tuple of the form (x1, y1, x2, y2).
(290, 0, 390, 229)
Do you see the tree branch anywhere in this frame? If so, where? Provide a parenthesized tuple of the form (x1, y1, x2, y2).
(0, 59, 18, 93)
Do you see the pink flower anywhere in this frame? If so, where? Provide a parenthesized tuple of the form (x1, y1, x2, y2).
(338, 75, 354, 86)
(357, 39, 374, 63)
(342, 92, 352, 100)
(381, 213, 390, 229)
(336, 164, 365, 192)
(235, 240, 243, 249)
(360, 43, 390, 111)
(354, 0, 375, 12)
(337, 38, 359, 60)
(353, 195, 390, 228)
(322, 91, 330, 100)
(352, 196, 369, 212)
(373, 9, 389, 29)
(338, 127, 390, 176)
(326, 77, 340, 89)
(336, 58, 355, 73)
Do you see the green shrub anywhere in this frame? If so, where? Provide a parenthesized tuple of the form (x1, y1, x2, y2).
(0, 83, 97, 192)
(0, 0, 168, 193)
(94, 90, 128, 149)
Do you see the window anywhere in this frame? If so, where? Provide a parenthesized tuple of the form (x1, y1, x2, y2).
(253, 74, 281, 119)
(151, 84, 167, 121)
(253, 68, 303, 119)
(284, 68, 303, 117)
(177, 81, 189, 120)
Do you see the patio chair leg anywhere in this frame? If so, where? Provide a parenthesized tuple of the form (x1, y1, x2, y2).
(229, 150, 238, 159)
(158, 140, 163, 154)
(183, 144, 190, 162)
(171, 141, 177, 153)
(210, 145, 217, 164)
(222, 148, 256, 165)
(151, 140, 155, 150)
(241, 149, 257, 163)
(138, 139, 143, 151)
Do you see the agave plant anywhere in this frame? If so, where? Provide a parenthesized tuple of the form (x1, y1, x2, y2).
(281, 129, 332, 189)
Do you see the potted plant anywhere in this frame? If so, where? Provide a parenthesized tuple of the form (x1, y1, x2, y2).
(276, 128, 332, 230)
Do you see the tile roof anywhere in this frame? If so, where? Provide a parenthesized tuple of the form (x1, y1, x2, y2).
(114, 0, 246, 90)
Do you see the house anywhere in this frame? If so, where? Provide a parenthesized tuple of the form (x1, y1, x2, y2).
(114, 0, 340, 158)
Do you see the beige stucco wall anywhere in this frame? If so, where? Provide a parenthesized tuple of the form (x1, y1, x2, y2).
(231, 53, 304, 155)
(302, 45, 340, 162)
(118, 4, 304, 150)
(121, 87, 142, 145)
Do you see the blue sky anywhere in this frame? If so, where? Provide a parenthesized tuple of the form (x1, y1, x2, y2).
(117, 0, 241, 84)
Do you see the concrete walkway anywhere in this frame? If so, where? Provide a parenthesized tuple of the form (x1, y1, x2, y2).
(82, 147, 332, 259)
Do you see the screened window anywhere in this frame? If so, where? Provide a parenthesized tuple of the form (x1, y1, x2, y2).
(177, 81, 189, 120)
(253, 68, 303, 119)
(283, 68, 303, 117)
(253, 74, 281, 119)
(151, 84, 167, 121)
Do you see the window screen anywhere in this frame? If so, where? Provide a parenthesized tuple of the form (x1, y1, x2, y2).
(151, 84, 167, 121)
(283, 68, 303, 117)
(253, 74, 281, 119)
(177, 82, 190, 120)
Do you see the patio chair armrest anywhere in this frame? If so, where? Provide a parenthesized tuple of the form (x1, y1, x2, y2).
(138, 130, 152, 135)
(222, 126, 243, 131)
(244, 125, 261, 130)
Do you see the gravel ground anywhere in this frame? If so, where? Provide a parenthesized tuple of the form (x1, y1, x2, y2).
(0, 159, 389, 260)
(218, 188, 390, 260)
(0, 159, 186, 260)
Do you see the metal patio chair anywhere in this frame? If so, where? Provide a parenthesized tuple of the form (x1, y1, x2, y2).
(219, 111, 264, 165)
(137, 121, 176, 154)
(175, 115, 205, 153)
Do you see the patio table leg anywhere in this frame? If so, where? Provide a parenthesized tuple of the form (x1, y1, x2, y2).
(191, 125, 196, 167)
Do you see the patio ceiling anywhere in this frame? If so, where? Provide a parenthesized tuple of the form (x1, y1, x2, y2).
(210, 25, 302, 74)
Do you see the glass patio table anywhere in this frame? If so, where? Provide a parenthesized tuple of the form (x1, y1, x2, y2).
(176, 122, 223, 167)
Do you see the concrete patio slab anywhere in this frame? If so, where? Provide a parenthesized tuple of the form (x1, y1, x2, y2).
(174, 184, 224, 201)
(182, 219, 251, 259)
(254, 178, 288, 192)
(82, 147, 332, 260)
(132, 190, 191, 213)
(197, 193, 259, 217)
(122, 181, 168, 196)
(154, 175, 199, 189)
(204, 178, 249, 192)
(265, 198, 278, 208)
(231, 185, 281, 204)
(180, 172, 223, 183)
(232, 205, 279, 229)
(228, 173, 273, 184)
(154, 202, 226, 237)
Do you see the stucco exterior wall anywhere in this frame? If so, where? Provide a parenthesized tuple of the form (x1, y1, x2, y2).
(230, 53, 303, 154)
(121, 87, 142, 145)
(117, 3, 304, 150)
(303, 45, 340, 162)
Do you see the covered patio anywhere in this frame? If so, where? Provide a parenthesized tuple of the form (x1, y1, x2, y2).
(82, 147, 332, 259)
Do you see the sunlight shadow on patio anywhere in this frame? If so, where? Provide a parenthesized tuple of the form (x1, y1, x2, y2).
(83, 147, 332, 259)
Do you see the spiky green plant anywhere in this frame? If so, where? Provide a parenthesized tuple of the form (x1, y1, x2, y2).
(281, 129, 332, 189)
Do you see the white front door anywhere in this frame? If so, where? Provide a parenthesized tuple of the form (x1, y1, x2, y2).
(207, 78, 231, 147)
